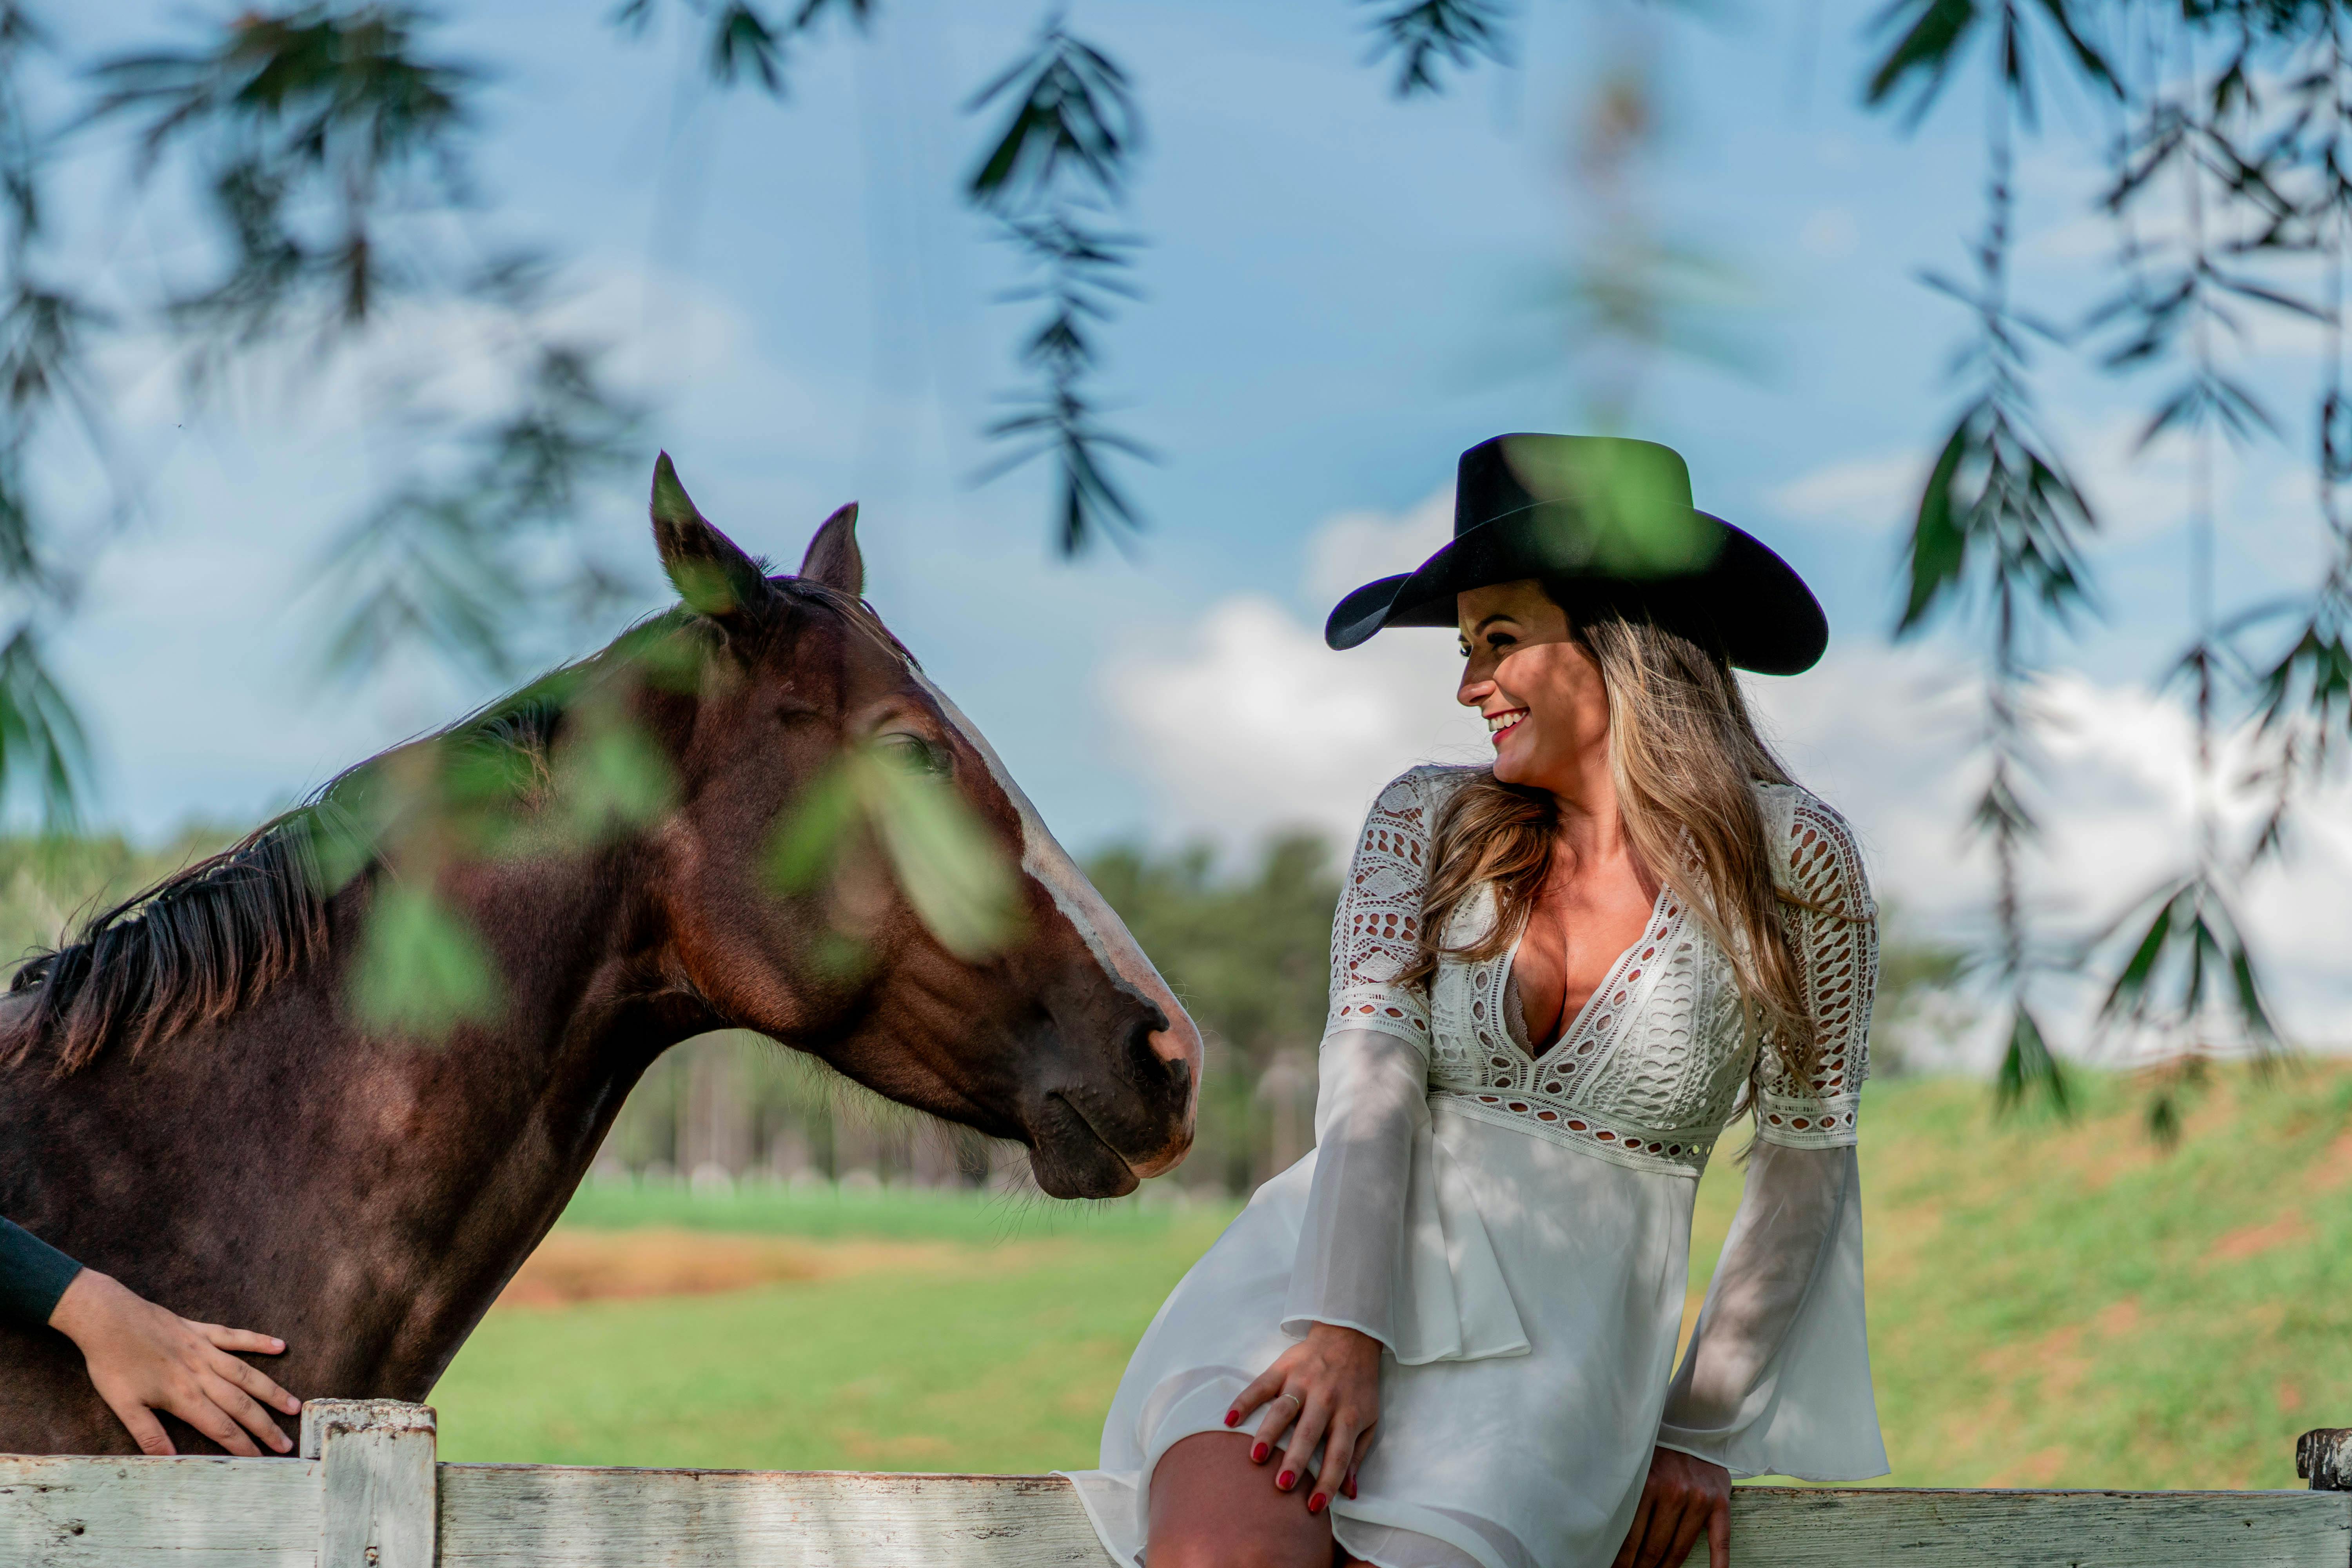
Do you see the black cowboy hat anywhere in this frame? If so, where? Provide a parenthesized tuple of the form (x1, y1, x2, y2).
(1323, 434, 1828, 676)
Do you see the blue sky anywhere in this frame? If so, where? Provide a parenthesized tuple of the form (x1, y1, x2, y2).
(38, 0, 2352, 1050)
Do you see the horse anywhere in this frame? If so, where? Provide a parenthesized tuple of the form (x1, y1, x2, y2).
(0, 455, 1201, 1455)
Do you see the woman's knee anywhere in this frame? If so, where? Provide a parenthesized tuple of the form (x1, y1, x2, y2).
(1147, 1432, 1332, 1568)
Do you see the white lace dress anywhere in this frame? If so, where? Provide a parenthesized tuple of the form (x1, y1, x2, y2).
(1064, 766, 1889, 1568)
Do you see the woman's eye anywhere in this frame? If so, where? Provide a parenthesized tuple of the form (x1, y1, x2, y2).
(876, 734, 948, 777)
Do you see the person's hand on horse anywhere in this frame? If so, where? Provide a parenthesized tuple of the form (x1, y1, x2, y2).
(48, 1269, 300, 1457)
(1614, 1446, 1730, 1568)
(1224, 1321, 1381, 1514)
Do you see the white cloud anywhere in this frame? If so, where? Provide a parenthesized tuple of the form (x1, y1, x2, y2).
(1303, 486, 1452, 601)
(1750, 648, 2352, 1055)
(1102, 594, 1485, 851)
(1767, 449, 1923, 533)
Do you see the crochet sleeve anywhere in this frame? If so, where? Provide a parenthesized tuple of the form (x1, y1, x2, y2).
(1323, 769, 1440, 1054)
(1755, 794, 1877, 1148)
(1280, 768, 1528, 1364)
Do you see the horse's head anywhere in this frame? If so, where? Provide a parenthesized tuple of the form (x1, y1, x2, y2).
(639, 456, 1199, 1198)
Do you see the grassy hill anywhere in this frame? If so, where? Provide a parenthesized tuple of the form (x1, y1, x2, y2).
(430, 1063, 2352, 1488)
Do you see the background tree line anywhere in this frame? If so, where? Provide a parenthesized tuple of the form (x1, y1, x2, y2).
(0, 823, 1967, 1196)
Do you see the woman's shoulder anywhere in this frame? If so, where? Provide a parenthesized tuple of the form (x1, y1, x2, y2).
(1750, 780, 1872, 915)
(1367, 763, 1484, 821)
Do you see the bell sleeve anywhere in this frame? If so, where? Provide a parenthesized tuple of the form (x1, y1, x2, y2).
(1654, 796, 1889, 1481)
(1279, 769, 1528, 1365)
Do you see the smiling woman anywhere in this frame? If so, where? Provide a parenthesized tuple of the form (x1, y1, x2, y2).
(1064, 435, 1886, 1568)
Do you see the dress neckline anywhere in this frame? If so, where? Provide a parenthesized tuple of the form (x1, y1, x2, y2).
(1502, 878, 1677, 1060)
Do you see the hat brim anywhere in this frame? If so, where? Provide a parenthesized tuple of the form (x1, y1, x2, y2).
(1323, 510, 1827, 677)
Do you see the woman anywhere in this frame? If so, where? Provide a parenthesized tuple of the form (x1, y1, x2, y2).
(2, 1214, 300, 1455)
(1065, 434, 1886, 1568)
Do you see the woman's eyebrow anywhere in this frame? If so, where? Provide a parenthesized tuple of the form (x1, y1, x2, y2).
(1472, 613, 1520, 634)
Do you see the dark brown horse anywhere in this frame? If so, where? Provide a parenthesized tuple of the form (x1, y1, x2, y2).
(0, 456, 1200, 1455)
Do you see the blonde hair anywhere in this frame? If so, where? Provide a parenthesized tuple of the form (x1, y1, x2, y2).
(1404, 593, 1818, 1081)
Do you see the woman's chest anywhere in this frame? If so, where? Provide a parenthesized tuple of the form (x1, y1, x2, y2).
(1509, 866, 1664, 1046)
(1423, 890, 1756, 1172)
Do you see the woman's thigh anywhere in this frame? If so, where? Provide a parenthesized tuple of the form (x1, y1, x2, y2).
(1147, 1431, 1365, 1568)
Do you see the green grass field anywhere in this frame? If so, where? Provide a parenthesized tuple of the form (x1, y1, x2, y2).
(433, 1066, 2352, 1488)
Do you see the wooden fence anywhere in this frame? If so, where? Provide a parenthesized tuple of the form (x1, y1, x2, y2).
(6, 1401, 2352, 1567)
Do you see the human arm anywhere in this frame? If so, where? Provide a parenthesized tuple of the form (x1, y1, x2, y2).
(1651, 797, 1887, 1485)
(1615, 1448, 1730, 1568)
(0, 1214, 82, 1325)
(7, 1214, 302, 1457)
(1226, 773, 1446, 1510)
(1228, 1018, 1432, 1511)
(48, 1268, 301, 1456)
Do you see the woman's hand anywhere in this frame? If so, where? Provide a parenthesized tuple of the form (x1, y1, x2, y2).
(48, 1270, 301, 1457)
(1614, 1446, 1730, 1568)
(1224, 1321, 1382, 1514)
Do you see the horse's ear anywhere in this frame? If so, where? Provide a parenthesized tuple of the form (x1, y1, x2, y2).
(799, 502, 863, 597)
(651, 453, 773, 627)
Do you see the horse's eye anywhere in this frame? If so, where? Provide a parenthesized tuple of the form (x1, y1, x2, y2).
(876, 734, 948, 777)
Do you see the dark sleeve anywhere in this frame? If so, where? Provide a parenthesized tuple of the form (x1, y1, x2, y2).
(0, 1216, 82, 1326)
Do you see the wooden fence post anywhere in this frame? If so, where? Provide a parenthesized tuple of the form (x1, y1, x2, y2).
(2299, 1428, 2352, 1491)
(300, 1398, 438, 1568)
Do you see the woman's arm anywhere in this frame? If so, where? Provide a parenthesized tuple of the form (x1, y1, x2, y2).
(1648, 797, 1887, 1484)
(1229, 1022, 1430, 1512)
(0, 1214, 81, 1325)
(1228, 771, 1446, 1513)
(5, 1216, 301, 1456)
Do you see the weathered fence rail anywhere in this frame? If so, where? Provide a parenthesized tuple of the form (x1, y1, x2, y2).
(5, 1402, 2352, 1568)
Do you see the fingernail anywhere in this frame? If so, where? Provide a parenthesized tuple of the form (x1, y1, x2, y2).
(1308, 1493, 1327, 1514)
(1277, 1470, 1296, 1490)
(1344, 1475, 1357, 1499)
(1251, 1442, 1269, 1464)
(1224, 1410, 1240, 1427)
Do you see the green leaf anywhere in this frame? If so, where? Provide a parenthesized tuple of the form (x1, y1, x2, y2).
(1993, 1001, 2070, 1118)
(546, 704, 677, 845)
(349, 880, 501, 1039)
(764, 743, 1022, 962)
(855, 751, 1022, 962)
(1357, 0, 1514, 98)
(0, 626, 87, 830)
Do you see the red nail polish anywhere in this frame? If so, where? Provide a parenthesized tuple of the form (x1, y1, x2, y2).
(1308, 1493, 1327, 1514)
(1224, 1410, 1240, 1427)
(1277, 1470, 1296, 1490)
(1343, 1476, 1357, 1499)
(1251, 1443, 1269, 1463)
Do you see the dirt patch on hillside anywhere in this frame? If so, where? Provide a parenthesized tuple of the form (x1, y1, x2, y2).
(494, 1229, 967, 1308)
(2212, 1209, 2314, 1263)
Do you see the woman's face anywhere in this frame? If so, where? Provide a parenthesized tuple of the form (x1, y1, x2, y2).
(1456, 580, 1610, 791)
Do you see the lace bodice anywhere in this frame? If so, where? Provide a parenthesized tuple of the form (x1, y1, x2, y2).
(1326, 766, 1877, 1178)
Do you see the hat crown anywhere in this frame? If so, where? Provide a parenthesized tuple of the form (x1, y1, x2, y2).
(1323, 431, 1827, 674)
(1454, 434, 1694, 539)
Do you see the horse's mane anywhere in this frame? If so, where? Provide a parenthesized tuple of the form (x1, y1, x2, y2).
(1, 578, 913, 1076)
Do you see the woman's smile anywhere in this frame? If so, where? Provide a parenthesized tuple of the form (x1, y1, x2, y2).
(1485, 706, 1529, 748)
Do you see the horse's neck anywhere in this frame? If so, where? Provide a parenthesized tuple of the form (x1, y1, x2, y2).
(310, 848, 711, 1394)
(9, 844, 711, 1416)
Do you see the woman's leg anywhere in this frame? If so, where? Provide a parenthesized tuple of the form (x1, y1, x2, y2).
(1146, 1431, 1368, 1568)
